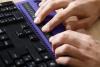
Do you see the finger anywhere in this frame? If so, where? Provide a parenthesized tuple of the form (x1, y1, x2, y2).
(49, 30, 90, 48)
(64, 16, 78, 30)
(39, 0, 46, 6)
(56, 57, 84, 67)
(35, 0, 49, 16)
(75, 16, 98, 29)
(67, 16, 98, 30)
(39, 2, 44, 7)
(55, 44, 89, 60)
(34, 0, 69, 24)
(55, 8, 64, 13)
(41, 4, 77, 32)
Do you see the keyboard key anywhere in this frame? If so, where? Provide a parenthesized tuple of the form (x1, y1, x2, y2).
(41, 52, 51, 60)
(28, 34, 38, 41)
(23, 54, 32, 62)
(24, 29, 33, 35)
(15, 59, 24, 66)
(47, 61, 57, 67)
(34, 42, 46, 52)
(28, 48, 43, 62)
(4, 12, 12, 17)
(21, 24, 29, 29)
(0, 29, 5, 34)
(26, 61, 36, 67)
(8, 6, 17, 11)
(7, 17, 16, 23)
(8, 50, 19, 59)
(16, 31, 25, 38)
(0, 34, 9, 41)
(23, 65, 27, 67)
(10, 64, 17, 67)
(32, 55, 42, 62)
(0, 14, 5, 18)
(3, 40, 12, 47)
(1, 53, 13, 65)
(38, 63, 47, 67)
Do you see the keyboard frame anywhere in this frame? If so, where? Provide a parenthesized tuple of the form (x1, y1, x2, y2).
(16, 0, 65, 50)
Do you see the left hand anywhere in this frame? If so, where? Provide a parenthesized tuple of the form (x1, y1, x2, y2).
(49, 30, 100, 67)
(34, 0, 100, 32)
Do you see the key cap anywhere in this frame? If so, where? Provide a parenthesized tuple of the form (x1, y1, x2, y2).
(27, 61, 36, 67)
(47, 61, 57, 67)
(10, 64, 17, 67)
(34, 42, 46, 52)
(8, 50, 19, 59)
(38, 63, 47, 67)
(0, 29, 5, 34)
(1, 53, 13, 65)
(21, 24, 29, 29)
(41, 52, 51, 60)
(23, 54, 32, 62)
(28, 34, 39, 41)
(27, 48, 43, 62)
(24, 29, 33, 35)
(16, 31, 25, 38)
(15, 59, 24, 66)
(0, 34, 9, 41)
(3, 40, 13, 47)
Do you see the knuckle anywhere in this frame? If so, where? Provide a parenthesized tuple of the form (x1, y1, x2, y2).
(49, 1, 55, 7)
(55, 48, 60, 55)
(57, 12, 65, 19)
(85, 35, 92, 40)
(64, 58, 72, 64)
(59, 33, 66, 40)
(64, 30, 72, 36)
(63, 44, 70, 51)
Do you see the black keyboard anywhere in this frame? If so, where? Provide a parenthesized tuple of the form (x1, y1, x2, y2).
(0, 1, 64, 67)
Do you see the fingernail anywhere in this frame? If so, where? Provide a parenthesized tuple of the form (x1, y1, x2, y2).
(35, 10, 39, 17)
(49, 36, 54, 42)
(66, 25, 72, 30)
(42, 25, 49, 32)
(34, 17, 40, 24)
(35, 12, 38, 17)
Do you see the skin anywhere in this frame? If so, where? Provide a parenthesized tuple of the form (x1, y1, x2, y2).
(49, 30, 100, 67)
(34, 0, 100, 67)
(34, 0, 100, 31)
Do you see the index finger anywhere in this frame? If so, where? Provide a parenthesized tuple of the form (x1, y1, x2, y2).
(49, 30, 91, 49)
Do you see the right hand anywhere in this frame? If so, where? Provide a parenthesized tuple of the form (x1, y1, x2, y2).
(49, 30, 100, 67)
(34, 0, 100, 32)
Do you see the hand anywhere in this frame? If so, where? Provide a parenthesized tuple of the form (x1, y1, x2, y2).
(49, 30, 100, 67)
(34, 0, 100, 32)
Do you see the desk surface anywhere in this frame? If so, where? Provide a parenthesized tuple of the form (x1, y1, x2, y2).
(0, 0, 100, 41)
